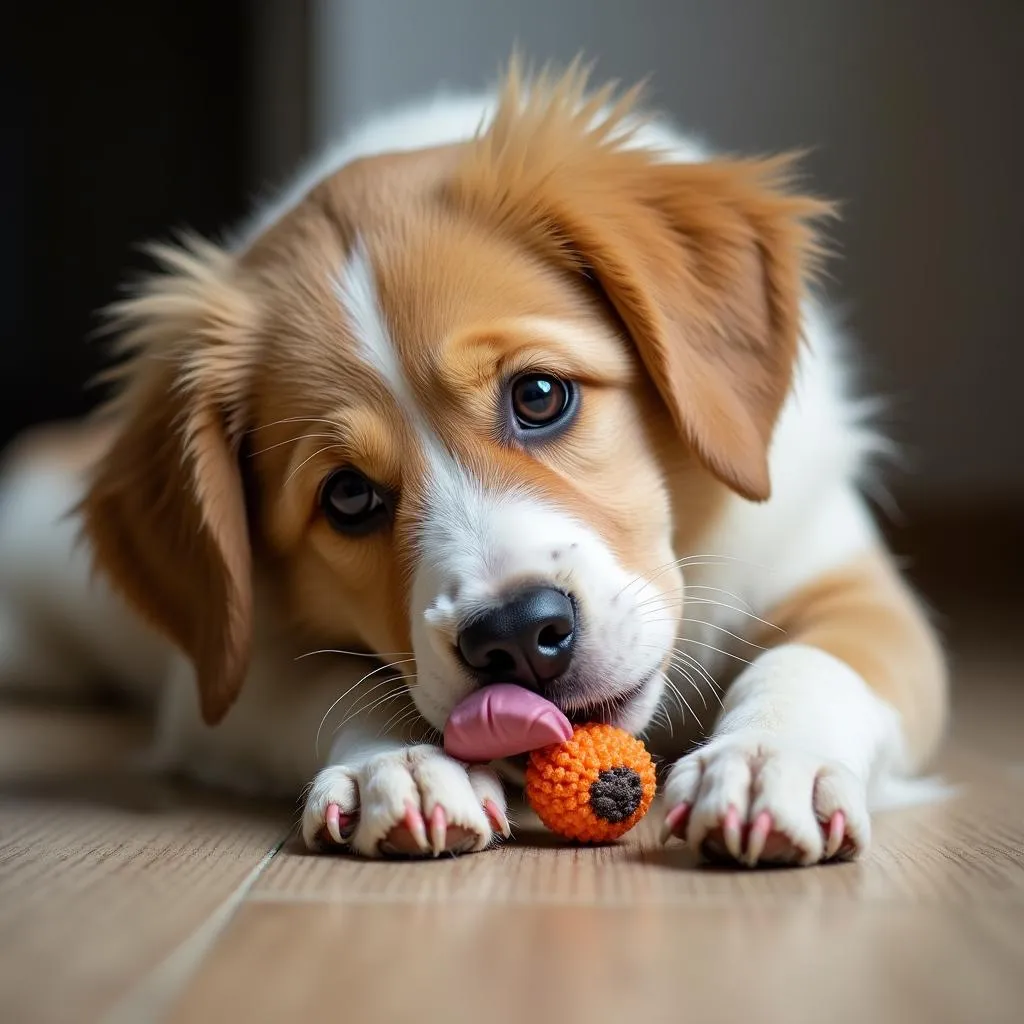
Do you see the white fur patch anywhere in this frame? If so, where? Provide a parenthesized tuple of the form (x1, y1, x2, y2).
(334, 238, 414, 409)
(663, 643, 918, 865)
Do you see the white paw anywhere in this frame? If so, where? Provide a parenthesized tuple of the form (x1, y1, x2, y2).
(660, 734, 869, 867)
(301, 745, 509, 858)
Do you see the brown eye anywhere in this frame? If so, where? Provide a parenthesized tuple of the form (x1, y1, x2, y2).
(510, 373, 573, 429)
(319, 468, 389, 535)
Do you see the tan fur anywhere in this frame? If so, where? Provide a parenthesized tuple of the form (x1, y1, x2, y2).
(79, 240, 258, 724)
(448, 62, 834, 500)
(758, 549, 948, 765)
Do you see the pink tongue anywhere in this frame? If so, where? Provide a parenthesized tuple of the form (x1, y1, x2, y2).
(443, 684, 572, 763)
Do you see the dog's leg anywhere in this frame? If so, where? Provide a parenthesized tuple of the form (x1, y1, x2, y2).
(286, 661, 508, 858)
(141, 646, 508, 858)
(301, 700, 509, 857)
(663, 540, 948, 867)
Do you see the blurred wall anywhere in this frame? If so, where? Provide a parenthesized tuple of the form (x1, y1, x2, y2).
(5, 3, 249, 448)
(309, 0, 1023, 505)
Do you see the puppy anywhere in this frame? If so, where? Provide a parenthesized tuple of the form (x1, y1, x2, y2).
(0, 64, 947, 864)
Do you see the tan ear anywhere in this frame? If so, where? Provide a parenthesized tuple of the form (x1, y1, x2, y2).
(452, 66, 833, 500)
(559, 156, 831, 501)
(81, 237, 256, 724)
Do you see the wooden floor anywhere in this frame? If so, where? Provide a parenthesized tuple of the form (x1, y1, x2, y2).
(1, 614, 1022, 1024)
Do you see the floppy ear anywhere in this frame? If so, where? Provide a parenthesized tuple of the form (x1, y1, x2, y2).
(452, 68, 832, 500)
(558, 156, 831, 501)
(81, 237, 256, 724)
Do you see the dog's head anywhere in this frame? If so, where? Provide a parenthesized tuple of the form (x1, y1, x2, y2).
(81, 67, 828, 733)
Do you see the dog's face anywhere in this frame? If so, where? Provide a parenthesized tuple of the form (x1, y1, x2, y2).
(82, 71, 827, 732)
(247, 183, 684, 734)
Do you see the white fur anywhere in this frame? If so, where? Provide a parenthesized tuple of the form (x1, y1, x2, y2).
(0, 87, 933, 864)
(0, 455, 170, 702)
(663, 644, 907, 865)
(334, 238, 410, 400)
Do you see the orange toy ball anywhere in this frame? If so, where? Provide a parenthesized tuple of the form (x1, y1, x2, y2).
(525, 723, 656, 842)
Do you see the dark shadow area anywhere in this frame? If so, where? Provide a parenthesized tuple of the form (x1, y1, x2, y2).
(4, 2, 250, 448)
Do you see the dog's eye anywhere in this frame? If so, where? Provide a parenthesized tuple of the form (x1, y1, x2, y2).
(319, 468, 389, 534)
(510, 373, 573, 429)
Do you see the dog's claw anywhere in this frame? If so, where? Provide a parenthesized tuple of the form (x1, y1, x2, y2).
(660, 802, 691, 844)
(403, 800, 430, 852)
(483, 797, 511, 839)
(324, 803, 343, 844)
(723, 805, 743, 859)
(745, 810, 773, 865)
(825, 810, 846, 860)
(429, 805, 448, 856)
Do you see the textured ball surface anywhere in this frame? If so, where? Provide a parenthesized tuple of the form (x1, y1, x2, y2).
(525, 723, 656, 842)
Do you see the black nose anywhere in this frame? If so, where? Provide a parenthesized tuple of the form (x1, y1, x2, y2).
(457, 587, 577, 689)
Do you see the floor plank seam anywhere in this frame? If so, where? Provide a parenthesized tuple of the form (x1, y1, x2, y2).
(242, 889, 1024, 909)
(99, 829, 294, 1024)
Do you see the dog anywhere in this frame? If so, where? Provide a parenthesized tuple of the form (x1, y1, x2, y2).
(0, 63, 947, 865)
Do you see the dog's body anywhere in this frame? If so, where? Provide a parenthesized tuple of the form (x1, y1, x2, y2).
(0, 67, 947, 864)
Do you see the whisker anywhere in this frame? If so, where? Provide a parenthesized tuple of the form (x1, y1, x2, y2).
(678, 667, 709, 712)
(651, 680, 674, 738)
(379, 703, 423, 739)
(247, 415, 341, 434)
(419, 725, 443, 746)
(298, 649, 415, 661)
(674, 638, 753, 667)
(634, 587, 683, 609)
(618, 558, 726, 603)
(682, 596, 784, 632)
(638, 591, 770, 626)
(683, 584, 756, 611)
(633, 642, 725, 702)
(633, 607, 681, 625)
(659, 700, 674, 738)
(331, 676, 419, 734)
(318, 680, 400, 755)
(623, 552, 769, 604)
(330, 689, 409, 738)
(249, 433, 339, 457)
(634, 592, 683, 612)
(314, 658, 417, 757)
(662, 671, 703, 730)
(658, 670, 688, 722)
(633, 558, 751, 600)
(614, 557, 712, 602)
(285, 444, 345, 486)
(681, 619, 767, 650)
(337, 687, 418, 738)
(668, 649, 724, 699)
(640, 616, 767, 651)
(663, 657, 703, 705)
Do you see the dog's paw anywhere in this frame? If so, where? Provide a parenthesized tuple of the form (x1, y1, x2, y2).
(301, 745, 509, 858)
(660, 734, 869, 867)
